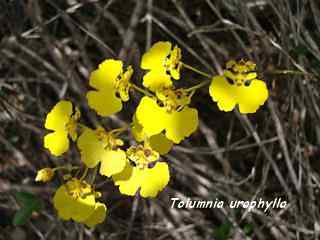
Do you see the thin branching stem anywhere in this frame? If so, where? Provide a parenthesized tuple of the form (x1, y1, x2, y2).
(131, 83, 154, 97)
(182, 62, 212, 79)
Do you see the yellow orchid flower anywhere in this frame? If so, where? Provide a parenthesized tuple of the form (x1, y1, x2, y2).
(53, 178, 107, 228)
(77, 127, 126, 177)
(135, 87, 198, 144)
(209, 59, 269, 114)
(131, 114, 173, 155)
(113, 145, 170, 198)
(44, 100, 80, 156)
(87, 59, 133, 117)
(141, 41, 182, 91)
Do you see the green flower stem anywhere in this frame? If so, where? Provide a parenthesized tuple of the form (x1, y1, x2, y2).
(53, 165, 79, 172)
(131, 84, 154, 97)
(185, 79, 211, 92)
(80, 167, 89, 181)
(78, 123, 88, 132)
(90, 166, 98, 185)
(181, 62, 212, 79)
(265, 69, 318, 79)
(110, 125, 129, 136)
(266, 70, 308, 75)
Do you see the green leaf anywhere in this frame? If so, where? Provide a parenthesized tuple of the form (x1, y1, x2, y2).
(15, 192, 36, 205)
(243, 223, 253, 235)
(13, 207, 35, 226)
(13, 191, 43, 226)
(213, 220, 232, 240)
(290, 45, 309, 58)
(311, 59, 320, 73)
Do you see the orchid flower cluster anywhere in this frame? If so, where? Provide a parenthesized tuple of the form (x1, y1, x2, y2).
(35, 41, 269, 227)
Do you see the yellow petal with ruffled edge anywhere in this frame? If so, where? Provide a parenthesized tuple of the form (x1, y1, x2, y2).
(113, 162, 170, 198)
(164, 107, 198, 144)
(83, 202, 107, 228)
(136, 97, 198, 144)
(87, 59, 124, 116)
(87, 90, 122, 117)
(135, 97, 166, 137)
(148, 134, 173, 155)
(45, 100, 73, 131)
(209, 76, 268, 113)
(69, 195, 96, 222)
(44, 131, 69, 156)
(89, 59, 122, 90)
(140, 162, 170, 198)
(142, 71, 172, 92)
(77, 128, 103, 168)
(53, 185, 74, 220)
(141, 41, 171, 71)
(100, 149, 127, 177)
(237, 80, 269, 114)
(209, 76, 237, 112)
(132, 114, 173, 154)
(112, 163, 141, 196)
(77, 128, 125, 171)
(53, 185, 96, 222)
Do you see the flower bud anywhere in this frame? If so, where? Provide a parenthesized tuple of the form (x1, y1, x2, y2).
(35, 168, 54, 182)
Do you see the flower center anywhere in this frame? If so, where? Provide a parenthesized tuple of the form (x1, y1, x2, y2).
(95, 127, 124, 150)
(164, 46, 182, 74)
(127, 145, 159, 169)
(156, 87, 191, 113)
(65, 178, 92, 199)
(223, 59, 257, 86)
(115, 66, 133, 102)
(65, 108, 80, 140)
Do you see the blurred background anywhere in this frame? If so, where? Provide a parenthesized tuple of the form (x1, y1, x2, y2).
(1, 0, 320, 239)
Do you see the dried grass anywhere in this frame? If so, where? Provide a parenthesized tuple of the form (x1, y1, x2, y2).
(1, 0, 320, 239)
